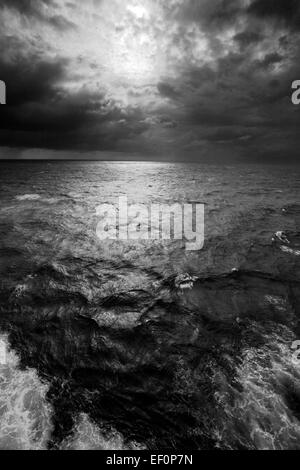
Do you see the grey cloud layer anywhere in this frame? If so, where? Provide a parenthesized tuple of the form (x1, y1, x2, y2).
(0, 0, 299, 161)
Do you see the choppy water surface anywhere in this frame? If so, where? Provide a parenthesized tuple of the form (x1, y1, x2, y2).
(0, 161, 299, 450)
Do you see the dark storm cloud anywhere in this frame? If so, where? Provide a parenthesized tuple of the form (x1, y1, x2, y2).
(258, 52, 284, 69)
(171, 0, 243, 31)
(0, 0, 300, 161)
(0, 57, 66, 106)
(248, 0, 300, 30)
(156, 41, 300, 161)
(157, 82, 181, 100)
(233, 31, 265, 49)
(0, 53, 150, 151)
(0, 0, 53, 16)
(150, 0, 300, 162)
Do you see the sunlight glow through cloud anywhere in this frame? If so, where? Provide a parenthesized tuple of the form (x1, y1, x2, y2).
(2, 0, 216, 106)
(1, 0, 299, 160)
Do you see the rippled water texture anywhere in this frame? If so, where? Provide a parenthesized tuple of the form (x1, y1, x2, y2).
(0, 161, 299, 450)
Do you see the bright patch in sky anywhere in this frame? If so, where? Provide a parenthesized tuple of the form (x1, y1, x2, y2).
(3, 0, 218, 107)
(127, 4, 149, 19)
(1, 0, 298, 160)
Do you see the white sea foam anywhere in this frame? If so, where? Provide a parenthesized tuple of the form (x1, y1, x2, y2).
(0, 335, 145, 450)
(214, 327, 300, 450)
(60, 413, 145, 450)
(275, 231, 290, 244)
(15, 194, 60, 204)
(13, 284, 29, 298)
(0, 334, 53, 450)
(280, 246, 300, 256)
(15, 194, 41, 201)
(93, 311, 142, 329)
(265, 295, 289, 312)
(175, 274, 198, 290)
(0, 337, 7, 365)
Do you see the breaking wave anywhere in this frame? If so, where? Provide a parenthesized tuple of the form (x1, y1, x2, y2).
(1, 161, 300, 450)
(0, 335, 145, 450)
(15, 194, 41, 201)
(60, 414, 145, 450)
(0, 335, 53, 450)
(214, 327, 300, 450)
(273, 230, 300, 256)
(280, 246, 300, 256)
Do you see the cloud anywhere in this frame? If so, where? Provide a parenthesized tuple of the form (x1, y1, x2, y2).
(248, 0, 300, 31)
(234, 30, 265, 49)
(157, 83, 181, 100)
(0, 52, 151, 151)
(0, 57, 67, 106)
(0, 0, 299, 162)
(0, 0, 76, 30)
(170, 0, 244, 31)
(0, 0, 54, 16)
(258, 52, 284, 69)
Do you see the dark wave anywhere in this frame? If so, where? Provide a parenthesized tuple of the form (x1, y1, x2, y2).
(0, 162, 300, 450)
(0, 261, 299, 449)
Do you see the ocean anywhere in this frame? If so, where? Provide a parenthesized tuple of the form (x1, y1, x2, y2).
(0, 161, 299, 450)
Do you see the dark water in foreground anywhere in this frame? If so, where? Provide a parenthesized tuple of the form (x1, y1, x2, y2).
(0, 161, 300, 450)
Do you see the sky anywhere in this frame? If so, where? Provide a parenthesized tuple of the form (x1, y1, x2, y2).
(0, 0, 299, 162)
